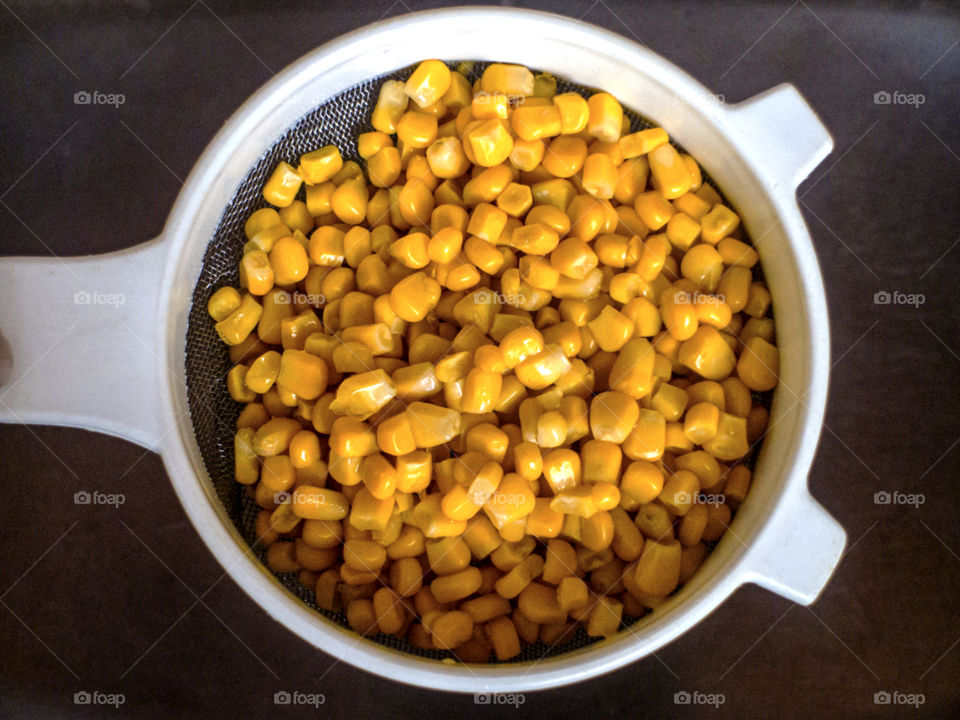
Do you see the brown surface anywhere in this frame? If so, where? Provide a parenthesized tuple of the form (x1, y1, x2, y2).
(1, 1, 959, 717)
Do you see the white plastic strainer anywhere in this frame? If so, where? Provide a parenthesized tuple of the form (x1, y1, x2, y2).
(0, 7, 845, 693)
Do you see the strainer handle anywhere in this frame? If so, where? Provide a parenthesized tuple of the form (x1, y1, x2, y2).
(740, 485, 847, 605)
(0, 239, 168, 450)
(724, 83, 834, 190)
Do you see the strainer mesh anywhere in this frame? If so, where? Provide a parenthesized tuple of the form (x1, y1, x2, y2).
(185, 62, 755, 664)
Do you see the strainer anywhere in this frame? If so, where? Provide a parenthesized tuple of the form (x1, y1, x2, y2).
(0, 7, 846, 692)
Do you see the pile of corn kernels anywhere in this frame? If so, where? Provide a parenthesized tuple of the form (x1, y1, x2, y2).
(208, 60, 780, 661)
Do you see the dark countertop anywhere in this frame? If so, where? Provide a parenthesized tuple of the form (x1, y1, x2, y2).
(1, 1, 958, 718)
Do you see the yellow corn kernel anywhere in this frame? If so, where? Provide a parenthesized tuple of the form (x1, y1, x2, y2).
(425, 536, 472, 576)
(586, 596, 623, 638)
(244, 207, 284, 240)
(548, 238, 596, 282)
(462, 164, 512, 205)
(586, 92, 623, 142)
(511, 104, 562, 141)
(360, 452, 397, 500)
(550, 92, 588, 134)
(586, 306, 633, 353)
(262, 161, 302, 207)
(542, 136, 588, 178)
(464, 118, 514, 167)
(290, 485, 349, 521)
(647, 143, 692, 199)
(430, 566, 482, 604)
(430, 609, 475, 650)
(299, 145, 343, 185)
(328, 369, 397, 420)
(286, 430, 319, 469)
(239, 249, 274, 296)
(677, 325, 736, 381)
(700, 204, 740, 244)
(425, 136, 469, 179)
(702, 411, 749, 460)
(331, 177, 369, 225)
(388, 271, 441, 322)
(389, 451, 431, 495)
(208, 286, 242, 322)
(658, 469, 700, 516)
(348, 487, 394, 533)
(483, 473, 536, 529)
(268, 236, 309, 286)
(460, 368, 503, 415)
(404, 59, 451, 108)
(441, 70, 472, 110)
(539, 448, 579, 495)
(582, 152, 618, 199)
(588, 391, 638, 444)
(680, 243, 723, 292)
(480, 63, 535, 95)
(371, 79, 409, 133)
(467, 202, 508, 243)
(737, 336, 780, 391)
(484, 615, 521, 661)
(659, 285, 698, 341)
(650, 381, 689, 422)
(619, 127, 668, 158)
(396, 111, 438, 149)
(275, 349, 328, 400)
(233, 428, 260, 485)
(367, 145, 402, 187)
(510, 223, 559, 256)
(510, 137, 545, 171)
(405, 401, 461, 448)
(496, 182, 534, 218)
(634, 190, 675, 231)
(227, 364, 256, 403)
(517, 582, 567, 625)
(244, 350, 281, 394)
(665, 212, 702, 251)
(305, 181, 335, 216)
(515, 344, 572, 390)
(580, 510, 614, 551)
(717, 236, 759, 268)
(375, 410, 416, 456)
(495, 554, 545, 599)
(634, 538, 681, 596)
(683, 401, 721, 444)
(357, 131, 392, 160)
(621, 408, 666, 462)
(307, 226, 345, 268)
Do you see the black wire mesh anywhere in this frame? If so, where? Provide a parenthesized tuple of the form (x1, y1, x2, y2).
(184, 61, 757, 663)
